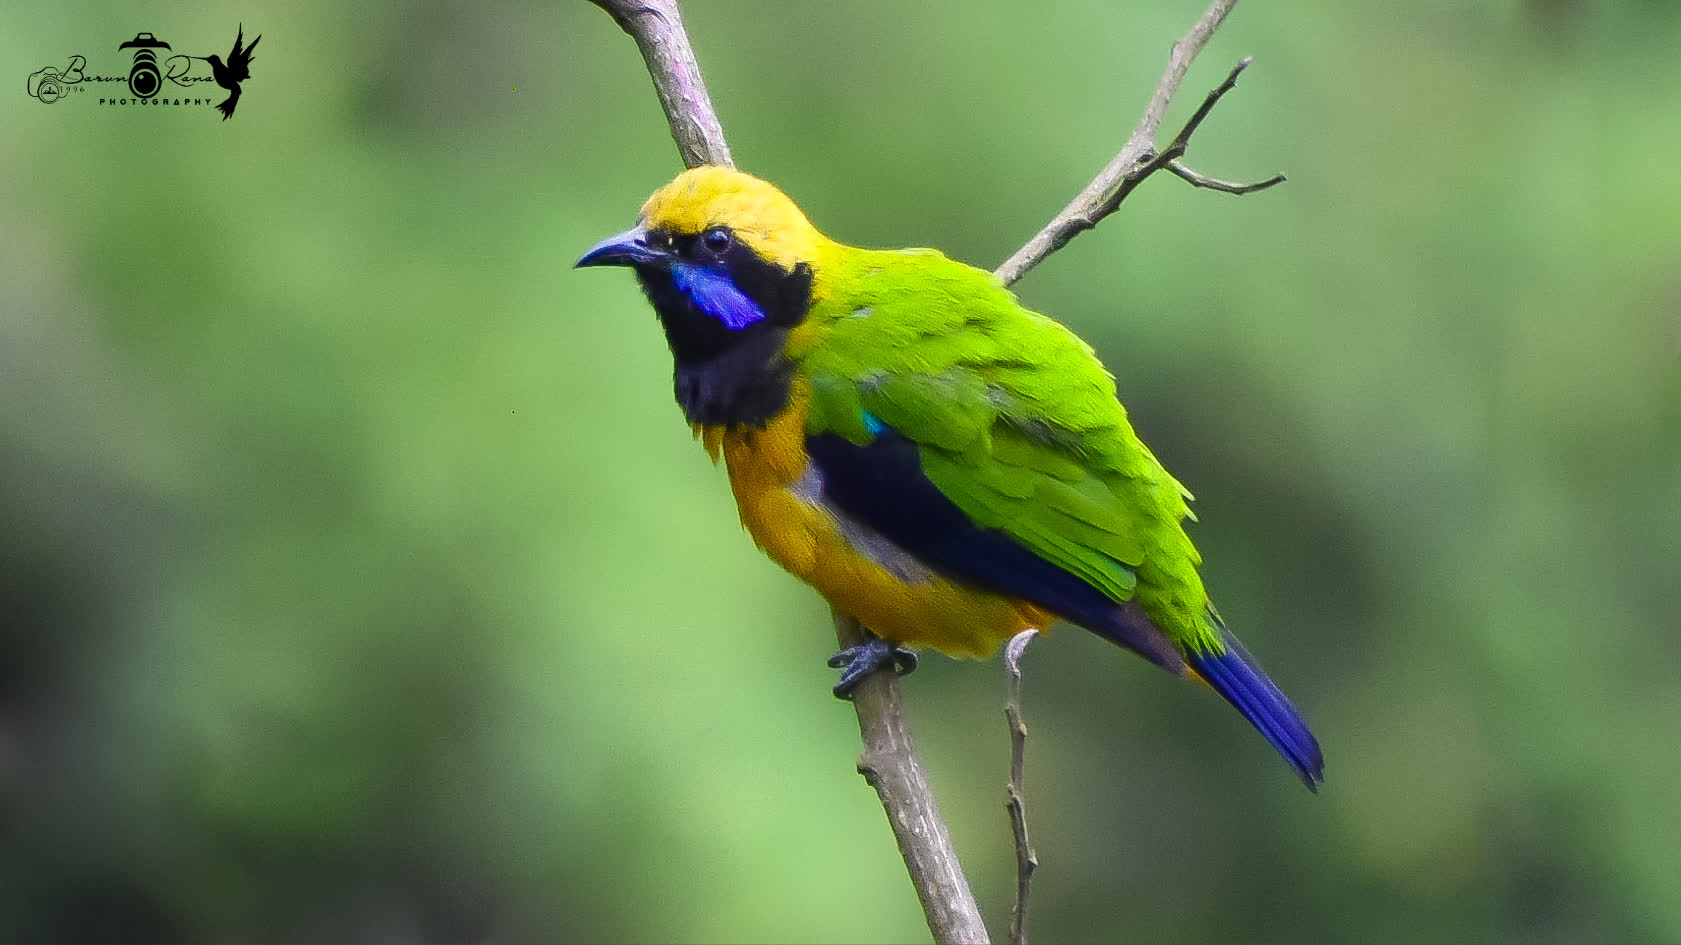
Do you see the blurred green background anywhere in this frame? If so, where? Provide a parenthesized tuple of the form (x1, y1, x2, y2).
(4, 0, 1679, 942)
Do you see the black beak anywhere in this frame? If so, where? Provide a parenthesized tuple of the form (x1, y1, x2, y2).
(575, 226, 665, 269)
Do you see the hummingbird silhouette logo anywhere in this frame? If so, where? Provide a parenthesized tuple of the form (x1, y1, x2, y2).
(194, 24, 260, 119)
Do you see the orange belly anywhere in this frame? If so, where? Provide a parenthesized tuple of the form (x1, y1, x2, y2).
(698, 379, 1053, 658)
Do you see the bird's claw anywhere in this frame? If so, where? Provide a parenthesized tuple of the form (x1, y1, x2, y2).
(829, 634, 919, 700)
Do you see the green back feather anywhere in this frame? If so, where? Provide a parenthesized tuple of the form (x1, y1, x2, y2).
(797, 245, 1219, 655)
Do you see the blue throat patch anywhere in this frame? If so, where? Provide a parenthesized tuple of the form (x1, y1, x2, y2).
(670, 263, 767, 331)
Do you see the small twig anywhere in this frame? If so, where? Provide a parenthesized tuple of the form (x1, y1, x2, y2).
(994, 0, 1278, 287)
(836, 614, 992, 945)
(1166, 159, 1286, 195)
(1002, 630, 1040, 945)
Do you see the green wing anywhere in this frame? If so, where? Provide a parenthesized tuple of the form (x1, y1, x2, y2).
(801, 246, 1215, 651)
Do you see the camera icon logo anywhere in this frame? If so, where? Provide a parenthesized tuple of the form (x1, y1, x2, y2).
(27, 66, 65, 103)
(117, 32, 172, 99)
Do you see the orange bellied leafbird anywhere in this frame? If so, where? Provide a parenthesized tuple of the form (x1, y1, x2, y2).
(578, 167, 1324, 790)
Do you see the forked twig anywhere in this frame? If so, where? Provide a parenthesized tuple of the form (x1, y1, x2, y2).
(1124, 58, 1286, 199)
(994, 0, 1283, 287)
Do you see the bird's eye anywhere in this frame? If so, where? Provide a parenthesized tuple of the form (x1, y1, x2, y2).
(702, 227, 732, 253)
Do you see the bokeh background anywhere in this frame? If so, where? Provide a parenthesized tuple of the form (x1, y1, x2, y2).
(4, 0, 1679, 942)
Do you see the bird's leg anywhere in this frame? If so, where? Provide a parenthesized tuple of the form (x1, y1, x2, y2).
(827, 630, 918, 700)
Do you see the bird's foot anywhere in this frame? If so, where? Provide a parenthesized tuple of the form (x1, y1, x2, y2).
(828, 633, 918, 700)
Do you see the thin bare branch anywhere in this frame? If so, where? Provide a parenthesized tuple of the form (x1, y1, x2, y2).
(1003, 630, 1040, 945)
(836, 614, 992, 945)
(994, 0, 1276, 287)
(586, 0, 732, 168)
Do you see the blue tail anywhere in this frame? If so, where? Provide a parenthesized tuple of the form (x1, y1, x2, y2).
(1187, 629, 1325, 792)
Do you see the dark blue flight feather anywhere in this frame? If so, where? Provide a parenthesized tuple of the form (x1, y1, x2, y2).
(1187, 632, 1325, 790)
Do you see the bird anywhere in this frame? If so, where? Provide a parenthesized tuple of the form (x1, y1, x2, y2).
(576, 166, 1324, 790)
(199, 24, 260, 120)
